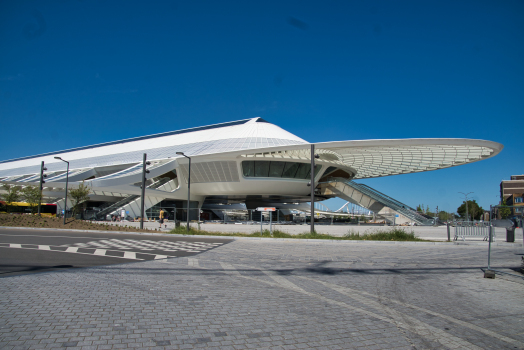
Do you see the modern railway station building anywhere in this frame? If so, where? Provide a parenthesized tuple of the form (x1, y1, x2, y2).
(0, 118, 503, 225)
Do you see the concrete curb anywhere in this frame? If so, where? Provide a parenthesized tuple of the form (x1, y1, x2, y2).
(453, 241, 523, 247)
(1, 225, 522, 246)
(0, 226, 175, 237)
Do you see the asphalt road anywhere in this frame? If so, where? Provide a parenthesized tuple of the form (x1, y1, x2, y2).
(0, 228, 232, 278)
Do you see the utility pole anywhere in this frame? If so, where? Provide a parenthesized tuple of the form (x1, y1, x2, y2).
(176, 152, 191, 231)
(459, 192, 473, 222)
(309, 145, 319, 234)
(140, 153, 150, 230)
(54, 157, 70, 225)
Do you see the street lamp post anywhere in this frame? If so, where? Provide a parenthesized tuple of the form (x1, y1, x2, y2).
(54, 157, 70, 225)
(459, 192, 474, 222)
(308, 145, 320, 234)
(176, 152, 191, 232)
(140, 153, 150, 230)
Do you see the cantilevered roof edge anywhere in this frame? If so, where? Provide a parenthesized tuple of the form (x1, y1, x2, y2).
(0, 119, 252, 164)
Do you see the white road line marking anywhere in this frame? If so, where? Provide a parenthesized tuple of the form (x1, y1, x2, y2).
(93, 249, 107, 256)
(217, 263, 484, 350)
(10, 244, 22, 248)
(219, 262, 242, 276)
(38, 245, 51, 250)
(123, 252, 136, 259)
(188, 258, 199, 267)
(260, 270, 305, 293)
(298, 276, 524, 348)
(65, 247, 79, 253)
(0, 246, 144, 260)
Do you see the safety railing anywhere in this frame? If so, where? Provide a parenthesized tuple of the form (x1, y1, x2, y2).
(454, 221, 493, 241)
(327, 178, 434, 225)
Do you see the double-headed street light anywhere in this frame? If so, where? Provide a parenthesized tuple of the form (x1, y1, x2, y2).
(459, 192, 474, 222)
(176, 152, 191, 232)
(54, 157, 70, 225)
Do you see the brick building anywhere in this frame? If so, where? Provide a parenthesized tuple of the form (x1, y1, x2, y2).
(500, 175, 524, 223)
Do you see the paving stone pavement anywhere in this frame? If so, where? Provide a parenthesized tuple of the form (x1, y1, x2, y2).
(1, 240, 524, 350)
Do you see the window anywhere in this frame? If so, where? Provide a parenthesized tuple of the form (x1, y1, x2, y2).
(295, 163, 310, 179)
(268, 162, 285, 177)
(254, 161, 270, 177)
(242, 161, 321, 179)
(282, 162, 300, 178)
(242, 161, 254, 177)
(515, 197, 523, 203)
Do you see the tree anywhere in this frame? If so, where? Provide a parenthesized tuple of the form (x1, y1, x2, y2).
(416, 204, 423, 212)
(68, 181, 91, 218)
(457, 200, 483, 220)
(438, 210, 449, 222)
(0, 184, 22, 213)
(21, 185, 42, 214)
(499, 198, 511, 219)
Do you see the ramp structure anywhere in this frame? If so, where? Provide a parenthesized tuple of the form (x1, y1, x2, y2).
(320, 178, 434, 225)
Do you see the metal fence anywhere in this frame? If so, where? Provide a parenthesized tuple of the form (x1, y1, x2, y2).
(454, 221, 492, 241)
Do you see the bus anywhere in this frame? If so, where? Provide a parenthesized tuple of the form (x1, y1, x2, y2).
(0, 201, 57, 217)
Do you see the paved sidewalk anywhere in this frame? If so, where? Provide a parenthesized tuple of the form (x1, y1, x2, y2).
(1, 240, 523, 349)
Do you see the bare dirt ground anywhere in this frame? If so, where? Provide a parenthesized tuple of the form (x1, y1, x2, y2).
(0, 213, 160, 233)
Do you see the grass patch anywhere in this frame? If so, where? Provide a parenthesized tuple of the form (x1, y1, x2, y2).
(169, 225, 426, 241)
(344, 228, 425, 241)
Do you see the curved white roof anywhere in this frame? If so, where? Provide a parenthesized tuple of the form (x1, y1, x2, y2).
(316, 138, 502, 179)
(0, 118, 503, 180)
(0, 118, 306, 177)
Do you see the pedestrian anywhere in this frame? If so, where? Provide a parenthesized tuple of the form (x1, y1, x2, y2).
(159, 208, 165, 228)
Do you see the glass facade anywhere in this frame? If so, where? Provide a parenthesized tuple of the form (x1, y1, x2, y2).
(242, 161, 321, 179)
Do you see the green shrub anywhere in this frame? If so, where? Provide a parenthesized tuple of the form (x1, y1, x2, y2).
(168, 226, 426, 241)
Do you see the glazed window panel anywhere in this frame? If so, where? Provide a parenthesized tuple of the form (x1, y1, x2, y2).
(295, 163, 310, 179)
(242, 161, 322, 179)
(242, 161, 255, 177)
(254, 161, 270, 177)
(268, 162, 285, 177)
(282, 162, 300, 178)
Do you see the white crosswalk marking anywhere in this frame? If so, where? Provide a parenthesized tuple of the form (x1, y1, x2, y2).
(93, 249, 107, 256)
(100, 239, 135, 250)
(70, 239, 224, 253)
(2, 239, 226, 262)
(90, 242, 110, 248)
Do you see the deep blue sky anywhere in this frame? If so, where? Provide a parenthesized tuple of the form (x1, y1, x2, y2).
(1, 0, 523, 214)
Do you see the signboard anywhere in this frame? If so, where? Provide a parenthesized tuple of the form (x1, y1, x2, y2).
(121, 210, 126, 218)
(62, 210, 64, 214)
(395, 214, 399, 217)
(126, 211, 129, 214)
(257, 207, 276, 212)
(491, 219, 513, 228)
